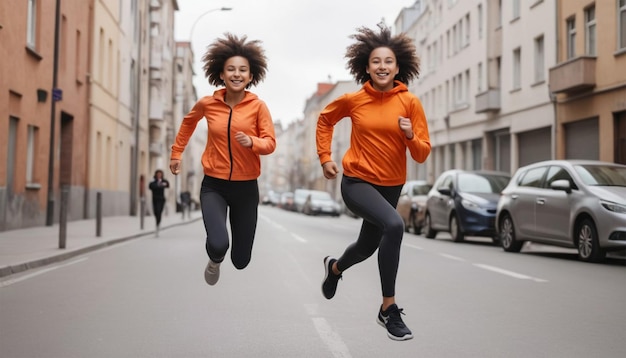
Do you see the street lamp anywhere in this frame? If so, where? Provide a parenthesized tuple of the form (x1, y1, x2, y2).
(188, 7, 232, 41)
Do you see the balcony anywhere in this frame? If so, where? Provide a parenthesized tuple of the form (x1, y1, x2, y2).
(475, 89, 501, 113)
(548, 56, 596, 94)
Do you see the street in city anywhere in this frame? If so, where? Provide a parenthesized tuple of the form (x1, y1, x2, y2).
(1, 205, 625, 358)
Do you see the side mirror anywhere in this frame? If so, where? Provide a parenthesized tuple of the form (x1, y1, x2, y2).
(438, 187, 452, 196)
(551, 179, 572, 194)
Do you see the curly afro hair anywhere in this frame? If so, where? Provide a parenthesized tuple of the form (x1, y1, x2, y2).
(345, 26, 420, 85)
(202, 33, 268, 89)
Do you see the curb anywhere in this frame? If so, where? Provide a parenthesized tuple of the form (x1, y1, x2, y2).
(0, 217, 202, 279)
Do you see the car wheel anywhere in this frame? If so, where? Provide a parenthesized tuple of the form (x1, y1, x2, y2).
(450, 214, 464, 242)
(424, 212, 437, 239)
(499, 214, 523, 252)
(576, 218, 605, 263)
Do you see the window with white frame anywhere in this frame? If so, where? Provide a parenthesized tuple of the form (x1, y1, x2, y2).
(620, 0, 626, 50)
(567, 17, 576, 59)
(27, 0, 37, 48)
(585, 6, 596, 55)
(26, 125, 38, 184)
(513, 48, 521, 90)
(534, 35, 545, 82)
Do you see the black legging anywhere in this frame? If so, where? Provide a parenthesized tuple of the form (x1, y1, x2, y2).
(200, 175, 259, 269)
(337, 175, 404, 297)
(152, 198, 165, 226)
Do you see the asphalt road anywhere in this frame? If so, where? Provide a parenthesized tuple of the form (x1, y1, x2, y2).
(1, 205, 625, 358)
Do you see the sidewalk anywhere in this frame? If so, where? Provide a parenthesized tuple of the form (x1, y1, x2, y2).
(0, 212, 201, 278)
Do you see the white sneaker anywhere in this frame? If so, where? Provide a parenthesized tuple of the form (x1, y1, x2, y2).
(204, 260, 221, 285)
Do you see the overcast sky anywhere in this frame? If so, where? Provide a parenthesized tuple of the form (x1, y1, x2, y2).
(174, 0, 416, 126)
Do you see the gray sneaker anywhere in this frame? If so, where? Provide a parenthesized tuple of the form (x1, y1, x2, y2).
(204, 260, 220, 285)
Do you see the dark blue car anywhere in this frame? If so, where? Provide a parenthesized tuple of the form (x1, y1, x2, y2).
(423, 170, 510, 244)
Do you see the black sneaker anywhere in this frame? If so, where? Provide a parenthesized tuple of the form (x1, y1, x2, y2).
(321, 256, 342, 299)
(377, 304, 414, 341)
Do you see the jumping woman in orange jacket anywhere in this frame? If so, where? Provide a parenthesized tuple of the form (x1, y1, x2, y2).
(169, 33, 276, 286)
(318, 25, 431, 341)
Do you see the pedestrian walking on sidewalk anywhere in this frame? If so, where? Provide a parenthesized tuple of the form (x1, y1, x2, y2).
(169, 33, 276, 286)
(148, 169, 170, 237)
(317, 24, 431, 341)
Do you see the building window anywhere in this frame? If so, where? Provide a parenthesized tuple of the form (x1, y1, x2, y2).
(26, 125, 39, 184)
(465, 13, 470, 46)
(585, 6, 596, 56)
(478, 4, 483, 39)
(617, 0, 626, 50)
(7, 117, 18, 194)
(27, 0, 37, 48)
(477, 62, 483, 91)
(534, 35, 545, 82)
(567, 17, 576, 59)
(513, 48, 521, 90)
(513, 0, 520, 20)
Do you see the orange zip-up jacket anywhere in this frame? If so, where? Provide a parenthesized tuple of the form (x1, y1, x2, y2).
(316, 81, 431, 186)
(171, 89, 276, 181)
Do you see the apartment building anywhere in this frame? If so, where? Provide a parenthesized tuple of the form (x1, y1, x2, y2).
(549, 0, 626, 164)
(147, 0, 178, 216)
(400, 0, 557, 183)
(0, 0, 90, 230)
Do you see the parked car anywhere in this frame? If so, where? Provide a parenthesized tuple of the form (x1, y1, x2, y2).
(424, 170, 511, 243)
(279, 192, 296, 211)
(396, 180, 432, 234)
(496, 160, 626, 262)
(294, 188, 312, 213)
(302, 190, 341, 217)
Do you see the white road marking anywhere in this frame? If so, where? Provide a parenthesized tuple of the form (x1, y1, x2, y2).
(311, 317, 353, 358)
(439, 253, 466, 262)
(473, 263, 548, 283)
(0, 258, 88, 288)
(291, 234, 307, 243)
(404, 243, 424, 250)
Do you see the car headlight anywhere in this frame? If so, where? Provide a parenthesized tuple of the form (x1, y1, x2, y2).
(461, 199, 481, 211)
(600, 200, 626, 214)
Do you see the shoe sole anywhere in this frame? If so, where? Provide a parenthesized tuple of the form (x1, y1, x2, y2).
(377, 317, 414, 341)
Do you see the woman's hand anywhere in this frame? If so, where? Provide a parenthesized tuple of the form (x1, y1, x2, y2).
(235, 131, 253, 148)
(169, 159, 181, 175)
(398, 116, 414, 139)
(322, 161, 339, 179)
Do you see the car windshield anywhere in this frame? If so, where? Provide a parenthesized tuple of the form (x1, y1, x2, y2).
(457, 173, 509, 193)
(574, 165, 626, 187)
(412, 185, 432, 195)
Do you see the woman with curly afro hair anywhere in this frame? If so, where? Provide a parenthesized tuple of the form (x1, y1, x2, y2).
(318, 25, 431, 341)
(170, 33, 276, 286)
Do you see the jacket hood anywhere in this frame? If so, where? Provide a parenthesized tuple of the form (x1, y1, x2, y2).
(363, 80, 408, 97)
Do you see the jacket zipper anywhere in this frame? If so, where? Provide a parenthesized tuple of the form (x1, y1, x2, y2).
(227, 108, 233, 180)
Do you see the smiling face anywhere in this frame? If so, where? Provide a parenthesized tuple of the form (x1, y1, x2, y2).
(220, 56, 252, 93)
(366, 47, 399, 92)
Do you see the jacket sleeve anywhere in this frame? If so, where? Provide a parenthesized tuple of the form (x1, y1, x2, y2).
(405, 96, 431, 163)
(250, 101, 276, 155)
(316, 94, 350, 165)
(171, 99, 205, 160)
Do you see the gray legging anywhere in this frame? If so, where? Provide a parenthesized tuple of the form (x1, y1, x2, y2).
(336, 175, 404, 297)
(200, 175, 259, 269)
